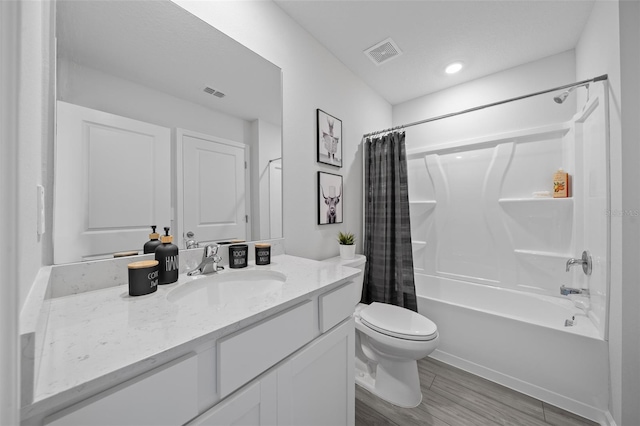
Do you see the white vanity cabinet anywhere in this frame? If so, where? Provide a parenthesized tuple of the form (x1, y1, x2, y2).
(43, 355, 199, 426)
(190, 371, 278, 426)
(191, 318, 354, 426)
(277, 318, 355, 426)
(31, 279, 356, 426)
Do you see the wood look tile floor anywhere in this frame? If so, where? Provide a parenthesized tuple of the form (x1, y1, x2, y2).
(355, 357, 599, 426)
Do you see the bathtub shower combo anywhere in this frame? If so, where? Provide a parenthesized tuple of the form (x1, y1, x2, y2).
(401, 80, 610, 422)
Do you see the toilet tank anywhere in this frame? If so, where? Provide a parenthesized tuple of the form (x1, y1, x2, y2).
(323, 255, 366, 306)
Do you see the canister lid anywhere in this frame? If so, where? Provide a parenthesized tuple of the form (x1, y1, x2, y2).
(128, 260, 159, 269)
(255, 243, 271, 248)
(114, 251, 139, 258)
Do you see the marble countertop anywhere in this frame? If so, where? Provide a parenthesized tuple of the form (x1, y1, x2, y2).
(25, 254, 358, 417)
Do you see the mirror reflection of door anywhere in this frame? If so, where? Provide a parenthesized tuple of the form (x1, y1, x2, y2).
(269, 159, 283, 238)
(179, 130, 248, 246)
(54, 102, 171, 263)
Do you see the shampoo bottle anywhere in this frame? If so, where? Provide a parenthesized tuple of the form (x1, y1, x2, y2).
(143, 225, 162, 254)
(155, 227, 179, 284)
(553, 168, 570, 198)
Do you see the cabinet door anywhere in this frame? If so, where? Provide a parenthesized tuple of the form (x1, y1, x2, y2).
(189, 370, 276, 426)
(277, 319, 355, 426)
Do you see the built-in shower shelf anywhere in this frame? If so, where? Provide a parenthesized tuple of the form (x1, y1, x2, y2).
(514, 249, 569, 259)
(409, 200, 437, 205)
(498, 197, 573, 204)
(409, 201, 437, 214)
(412, 240, 427, 246)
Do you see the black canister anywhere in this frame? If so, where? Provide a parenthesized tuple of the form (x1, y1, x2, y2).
(155, 227, 179, 284)
(255, 243, 271, 265)
(229, 244, 248, 268)
(128, 260, 159, 296)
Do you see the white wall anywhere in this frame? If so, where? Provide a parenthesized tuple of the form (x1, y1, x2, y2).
(16, 1, 55, 310)
(393, 50, 578, 146)
(618, 2, 640, 424)
(1, 1, 21, 423)
(174, 0, 392, 260)
(577, 1, 640, 424)
(575, 2, 622, 423)
(58, 60, 252, 144)
(5, 0, 55, 421)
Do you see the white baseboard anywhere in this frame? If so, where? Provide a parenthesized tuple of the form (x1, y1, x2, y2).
(430, 349, 614, 426)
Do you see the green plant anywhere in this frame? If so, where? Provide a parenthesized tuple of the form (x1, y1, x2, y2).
(337, 231, 355, 245)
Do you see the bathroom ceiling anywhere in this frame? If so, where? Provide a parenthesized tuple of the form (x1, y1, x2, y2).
(57, 0, 281, 124)
(273, 0, 595, 105)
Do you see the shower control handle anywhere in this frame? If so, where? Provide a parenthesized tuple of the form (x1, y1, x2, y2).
(565, 250, 592, 276)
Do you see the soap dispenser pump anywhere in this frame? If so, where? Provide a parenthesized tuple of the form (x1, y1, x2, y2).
(155, 227, 179, 284)
(143, 225, 163, 254)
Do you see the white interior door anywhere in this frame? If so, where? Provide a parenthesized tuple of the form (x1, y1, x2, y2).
(269, 159, 283, 238)
(54, 101, 171, 263)
(179, 129, 247, 245)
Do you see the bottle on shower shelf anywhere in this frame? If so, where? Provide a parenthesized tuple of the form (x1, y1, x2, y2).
(553, 168, 570, 198)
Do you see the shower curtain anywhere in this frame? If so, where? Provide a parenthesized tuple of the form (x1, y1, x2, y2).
(363, 131, 418, 312)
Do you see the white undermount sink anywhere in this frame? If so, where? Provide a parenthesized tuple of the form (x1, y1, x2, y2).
(166, 269, 287, 306)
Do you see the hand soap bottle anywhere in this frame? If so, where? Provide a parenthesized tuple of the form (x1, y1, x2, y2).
(143, 225, 162, 254)
(155, 227, 179, 284)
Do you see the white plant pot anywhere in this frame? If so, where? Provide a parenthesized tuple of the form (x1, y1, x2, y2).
(339, 244, 356, 260)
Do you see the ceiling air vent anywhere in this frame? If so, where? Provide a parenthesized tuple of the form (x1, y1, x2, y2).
(203, 87, 226, 98)
(364, 37, 402, 66)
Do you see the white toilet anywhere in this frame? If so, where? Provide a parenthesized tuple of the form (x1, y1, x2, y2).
(324, 254, 439, 408)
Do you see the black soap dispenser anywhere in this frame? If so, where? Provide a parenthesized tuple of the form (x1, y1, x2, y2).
(143, 225, 163, 254)
(155, 227, 179, 284)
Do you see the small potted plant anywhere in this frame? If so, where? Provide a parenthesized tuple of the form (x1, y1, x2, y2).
(337, 231, 356, 260)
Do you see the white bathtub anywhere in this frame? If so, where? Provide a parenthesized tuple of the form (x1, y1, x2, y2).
(415, 273, 610, 424)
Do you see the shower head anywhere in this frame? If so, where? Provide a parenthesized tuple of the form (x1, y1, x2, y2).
(553, 83, 589, 104)
(554, 87, 576, 104)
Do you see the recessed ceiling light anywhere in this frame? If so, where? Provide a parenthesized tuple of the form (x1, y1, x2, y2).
(445, 62, 463, 74)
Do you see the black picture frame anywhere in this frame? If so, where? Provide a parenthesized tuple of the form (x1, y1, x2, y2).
(318, 171, 343, 225)
(317, 109, 342, 168)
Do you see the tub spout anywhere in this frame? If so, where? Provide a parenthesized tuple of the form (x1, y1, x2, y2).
(560, 285, 589, 296)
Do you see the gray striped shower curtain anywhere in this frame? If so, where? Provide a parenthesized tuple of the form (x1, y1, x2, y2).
(363, 131, 418, 311)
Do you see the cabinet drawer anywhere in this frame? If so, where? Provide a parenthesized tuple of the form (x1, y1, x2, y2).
(319, 281, 355, 333)
(44, 354, 198, 426)
(218, 300, 317, 397)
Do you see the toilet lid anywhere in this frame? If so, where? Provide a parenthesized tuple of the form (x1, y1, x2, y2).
(360, 302, 437, 341)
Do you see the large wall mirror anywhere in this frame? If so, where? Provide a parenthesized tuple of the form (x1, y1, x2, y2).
(54, 0, 283, 264)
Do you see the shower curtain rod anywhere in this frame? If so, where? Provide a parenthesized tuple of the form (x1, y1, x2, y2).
(363, 74, 608, 138)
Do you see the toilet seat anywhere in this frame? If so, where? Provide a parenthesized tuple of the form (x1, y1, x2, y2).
(360, 302, 437, 341)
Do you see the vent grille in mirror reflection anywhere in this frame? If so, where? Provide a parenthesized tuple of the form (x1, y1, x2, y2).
(203, 87, 226, 98)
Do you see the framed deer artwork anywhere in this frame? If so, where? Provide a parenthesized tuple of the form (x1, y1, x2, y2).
(317, 109, 342, 167)
(318, 171, 343, 225)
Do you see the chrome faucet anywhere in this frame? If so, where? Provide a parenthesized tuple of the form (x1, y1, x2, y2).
(187, 244, 224, 276)
(184, 231, 199, 249)
(565, 250, 592, 275)
(560, 285, 590, 296)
